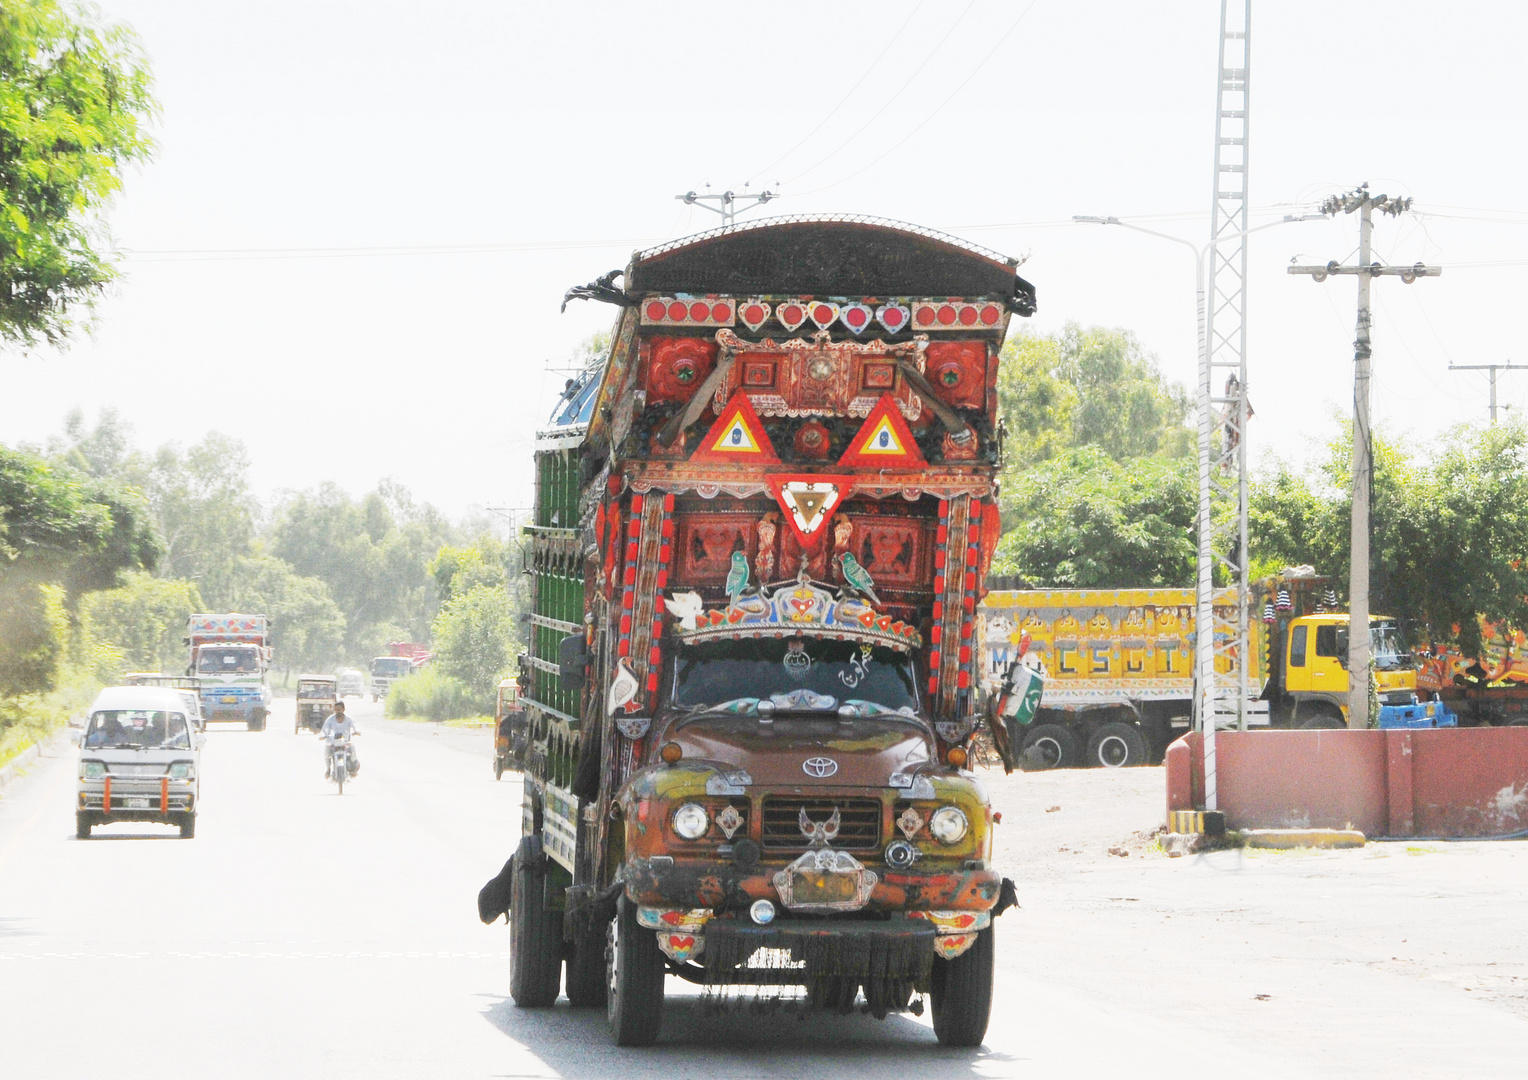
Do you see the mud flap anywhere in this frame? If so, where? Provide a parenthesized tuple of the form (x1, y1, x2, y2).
(992, 877, 1019, 917)
(477, 856, 515, 924)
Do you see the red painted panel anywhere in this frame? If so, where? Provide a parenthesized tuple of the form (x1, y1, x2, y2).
(924, 341, 988, 410)
(645, 337, 718, 404)
(1215, 730, 1389, 835)
(1410, 727, 1528, 836)
(673, 515, 756, 587)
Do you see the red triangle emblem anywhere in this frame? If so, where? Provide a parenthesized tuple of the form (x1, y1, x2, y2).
(838, 393, 926, 469)
(765, 474, 854, 547)
(691, 391, 779, 464)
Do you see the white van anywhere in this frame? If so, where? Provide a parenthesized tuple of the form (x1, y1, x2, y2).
(76, 686, 205, 839)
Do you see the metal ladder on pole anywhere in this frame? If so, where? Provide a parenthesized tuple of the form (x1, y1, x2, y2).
(1204, 0, 1257, 732)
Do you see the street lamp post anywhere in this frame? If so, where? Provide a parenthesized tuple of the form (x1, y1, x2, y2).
(1073, 213, 1319, 810)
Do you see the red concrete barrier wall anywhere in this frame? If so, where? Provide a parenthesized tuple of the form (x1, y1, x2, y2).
(1165, 727, 1528, 838)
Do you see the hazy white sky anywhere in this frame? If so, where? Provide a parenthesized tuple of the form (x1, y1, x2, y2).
(5, 0, 1527, 519)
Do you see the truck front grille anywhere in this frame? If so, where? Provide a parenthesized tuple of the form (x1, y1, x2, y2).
(760, 797, 881, 851)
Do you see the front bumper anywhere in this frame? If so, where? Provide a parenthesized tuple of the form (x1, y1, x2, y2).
(624, 854, 1003, 913)
(78, 780, 195, 817)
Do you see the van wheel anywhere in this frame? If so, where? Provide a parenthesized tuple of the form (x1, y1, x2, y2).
(179, 814, 196, 839)
(1020, 724, 1079, 770)
(931, 926, 995, 1047)
(1087, 722, 1148, 768)
(607, 894, 665, 1045)
(510, 837, 563, 1007)
(76, 813, 92, 840)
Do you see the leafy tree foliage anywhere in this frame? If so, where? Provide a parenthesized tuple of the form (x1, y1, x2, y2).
(0, 1, 156, 346)
(1251, 422, 1528, 657)
(430, 583, 515, 708)
(220, 554, 345, 676)
(992, 446, 1196, 588)
(80, 571, 201, 673)
(0, 443, 156, 695)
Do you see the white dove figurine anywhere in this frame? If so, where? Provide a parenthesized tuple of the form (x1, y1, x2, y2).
(666, 591, 705, 631)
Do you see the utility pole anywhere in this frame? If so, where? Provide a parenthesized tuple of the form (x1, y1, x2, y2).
(1289, 184, 1441, 727)
(675, 185, 778, 228)
(1449, 362, 1521, 423)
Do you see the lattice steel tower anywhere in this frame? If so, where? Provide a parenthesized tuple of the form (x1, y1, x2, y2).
(1197, 0, 1255, 743)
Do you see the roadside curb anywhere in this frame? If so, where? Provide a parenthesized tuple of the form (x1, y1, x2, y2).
(1243, 828, 1366, 849)
(0, 732, 64, 797)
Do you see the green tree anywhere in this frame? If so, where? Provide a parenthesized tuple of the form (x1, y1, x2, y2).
(430, 584, 514, 708)
(145, 433, 256, 600)
(80, 571, 201, 673)
(0, 443, 157, 695)
(0, 1, 156, 347)
(992, 446, 1196, 589)
(221, 553, 345, 675)
(430, 538, 510, 603)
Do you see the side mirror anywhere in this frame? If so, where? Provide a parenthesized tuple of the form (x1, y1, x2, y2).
(559, 634, 588, 691)
(67, 729, 83, 746)
(195, 734, 207, 750)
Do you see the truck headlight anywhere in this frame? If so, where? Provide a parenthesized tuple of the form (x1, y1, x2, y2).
(169, 762, 194, 780)
(929, 806, 969, 845)
(82, 761, 106, 780)
(671, 802, 710, 840)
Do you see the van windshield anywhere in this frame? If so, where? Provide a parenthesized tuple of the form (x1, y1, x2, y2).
(85, 711, 191, 749)
(673, 638, 919, 714)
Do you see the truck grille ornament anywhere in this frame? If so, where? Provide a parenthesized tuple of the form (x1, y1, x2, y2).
(797, 804, 840, 846)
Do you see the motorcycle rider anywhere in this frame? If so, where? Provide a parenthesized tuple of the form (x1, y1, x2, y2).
(319, 700, 359, 779)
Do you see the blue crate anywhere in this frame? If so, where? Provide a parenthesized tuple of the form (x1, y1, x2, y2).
(1377, 700, 1458, 729)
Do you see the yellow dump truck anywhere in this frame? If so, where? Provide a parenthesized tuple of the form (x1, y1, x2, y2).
(981, 577, 1416, 767)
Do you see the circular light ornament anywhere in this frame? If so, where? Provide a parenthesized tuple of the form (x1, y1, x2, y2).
(749, 899, 776, 925)
(884, 839, 918, 869)
(929, 806, 969, 845)
(660, 741, 684, 764)
(946, 746, 968, 769)
(672, 802, 710, 840)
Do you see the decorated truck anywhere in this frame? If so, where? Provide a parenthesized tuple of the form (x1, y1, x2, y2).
(982, 573, 1418, 767)
(369, 642, 432, 701)
(187, 613, 272, 731)
(477, 217, 1034, 1046)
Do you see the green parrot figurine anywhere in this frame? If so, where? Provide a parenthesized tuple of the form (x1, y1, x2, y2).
(838, 552, 881, 606)
(726, 550, 750, 606)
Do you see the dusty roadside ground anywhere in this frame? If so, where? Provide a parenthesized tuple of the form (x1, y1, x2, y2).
(982, 764, 1527, 1074)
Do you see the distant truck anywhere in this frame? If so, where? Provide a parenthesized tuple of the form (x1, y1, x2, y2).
(187, 613, 272, 731)
(981, 575, 1416, 767)
(370, 642, 431, 701)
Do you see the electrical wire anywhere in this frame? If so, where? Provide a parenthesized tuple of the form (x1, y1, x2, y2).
(791, 0, 1042, 197)
(778, 0, 982, 188)
(745, 0, 929, 187)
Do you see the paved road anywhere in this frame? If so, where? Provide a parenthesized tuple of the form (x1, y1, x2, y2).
(1, 698, 1521, 1078)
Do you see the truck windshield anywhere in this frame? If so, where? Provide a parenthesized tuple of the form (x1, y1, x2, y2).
(84, 711, 191, 749)
(198, 647, 259, 674)
(673, 638, 918, 714)
(297, 683, 334, 699)
(1371, 622, 1407, 671)
(371, 658, 411, 677)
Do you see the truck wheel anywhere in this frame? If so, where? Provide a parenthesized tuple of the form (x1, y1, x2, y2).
(1300, 706, 1347, 730)
(606, 894, 664, 1045)
(1086, 722, 1148, 768)
(565, 921, 609, 1007)
(930, 926, 995, 1047)
(372, 694, 379, 703)
(179, 814, 196, 839)
(76, 813, 92, 840)
(247, 711, 266, 732)
(510, 837, 563, 1007)
(494, 758, 505, 781)
(1020, 724, 1079, 770)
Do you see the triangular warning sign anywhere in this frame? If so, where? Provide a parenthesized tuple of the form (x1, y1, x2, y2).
(838, 393, 926, 469)
(765, 474, 853, 547)
(690, 391, 779, 464)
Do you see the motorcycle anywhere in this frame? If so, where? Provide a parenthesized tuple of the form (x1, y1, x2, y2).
(325, 733, 358, 794)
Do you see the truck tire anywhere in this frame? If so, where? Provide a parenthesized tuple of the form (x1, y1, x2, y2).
(493, 758, 505, 781)
(247, 710, 266, 732)
(930, 925, 995, 1047)
(565, 922, 609, 1007)
(606, 894, 664, 1045)
(510, 837, 562, 1007)
(1299, 705, 1347, 729)
(76, 813, 92, 840)
(179, 814, 196, 839)
(1086, 722, 1148, 768)
(1020, 724, 1079, 770)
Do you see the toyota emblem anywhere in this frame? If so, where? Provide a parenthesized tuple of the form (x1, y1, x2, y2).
(802, 756, 839, 778)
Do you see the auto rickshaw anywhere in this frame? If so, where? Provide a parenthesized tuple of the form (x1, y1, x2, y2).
(295, 675, 338, 734)
(493, 676, 526, 780)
